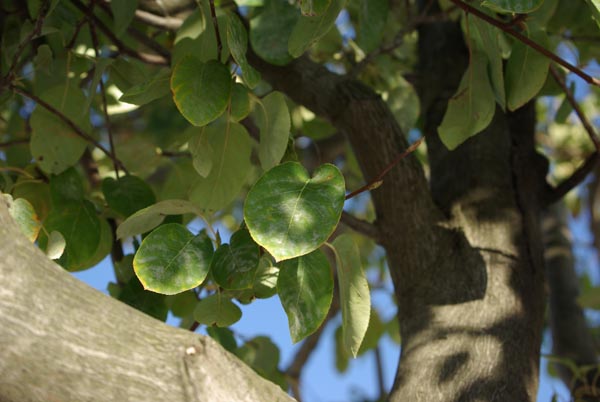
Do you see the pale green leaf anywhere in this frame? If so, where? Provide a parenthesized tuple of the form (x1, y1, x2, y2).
(119, 68, 171, 106)
(438, 51, 496, 150)
(332, 234, 370, 357)
(117, 199, 205, 239)
(189, 122, 252, 211)
(171, 57, 232, 127)
(46, 230, 66, 259)
(5, 195, 41, 242)
(30, 86, 89, 174)
(194, 293, 242, 326)
(277, 249, 333, 342)
(288, 0, 345, 57)
(256, 91, 291, 170)
(481, 0, 544, 13)
(227, 13, 261, 88)
(211, 228, 260, 290)
(244, 162, 345, 261)
(133, 223, 213, 295)
(578, 286, 600, 310)
(585, 0, 600, 28)
(505, 26, 550, 111)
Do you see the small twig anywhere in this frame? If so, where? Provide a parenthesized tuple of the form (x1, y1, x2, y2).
(160, 150, 191, 158)
(65, 16, 88, 50)
(88, 7, 120, 178)
(448, 0, 600, 87)
(70, 0, 169, 66)
(374, 346, 386, 400)
(208, 0, 223, 60)
(545, 153, 599, 205)
(340, 211, 380, 241)
(2, 0, 50, 85)
(134, 8, 183, 30)
(550, 66, 600, 152)
(11, 85, 129, 174)
(0, 138, 30, 148)
(345, 137, 424, 200)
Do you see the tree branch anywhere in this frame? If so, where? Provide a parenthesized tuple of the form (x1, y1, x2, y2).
(340, 211, 380, 242)
(544, 153, 599, 206)
(449, 0, 600, 87)
(10, 85, 129, 174)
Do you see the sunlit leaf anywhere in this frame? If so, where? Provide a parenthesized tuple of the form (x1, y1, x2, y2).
(277, 249, 333, 342)
(332, 234, 370, 357)
(171, 57, 232, 127)
(194, 293, 242, 326)
(45, 230, 66, 259)
(253, 256, 279, 299)
(133, 223, 213, 295)
(244, 162, 345, 261)
(5, 195, 41, 242)
(481, 0, 544, 13)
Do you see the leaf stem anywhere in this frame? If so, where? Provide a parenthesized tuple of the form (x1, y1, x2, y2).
(208, 0, 223, 61)
(345, 137, 424, 200)
(448, 0, 600, 87)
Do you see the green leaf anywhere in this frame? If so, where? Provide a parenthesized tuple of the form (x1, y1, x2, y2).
(505, 26, 550, 111)
(277, 249, 333, 342)
(332, 234, 370, 357)
(187, 127, 213, 178)
(255, 92, 291, 170)
(481, 0, 544, 13)
(253, 256, 279, 298)
(166, 290, 198, 318)
(229, 83, 252, 122)
(50, 167, 84, 205)
(45, 230, 66, 259)
(42, 200, 101, 271)
(119, 68, 171, 106)
(82, 218, 114, 268)
(301, 0, 331, 16)
(236, 336, 286, 388)
(288, 0, 345, 58)
(212, 228, 260, 290)
(207, 327, 238, 352)
(133, 223, 213, 295)
(116, 199, 204, 239)
(119, 276, 168, 321)
(194, 293, 242, 326)
(244, 162, 345, 261)
(357, 0, 388, 53)
(334, 325, 349, 372)
(171, 57, 232, 127)
(111, 0, 139, 35)
(5, 195, 41, 242)
(189, 122, 252, 211)
(227, 13, 261, 88)
(357, 309, 384, 355)
(466, 15, 506, 110)
(30, 86, 89, 174)
(250, 0, 298, 66)
(438, 51, 496, 150)
(585, 0, 600, 29)
(578, 286, 600, 309)
(102, 175, 156, 218)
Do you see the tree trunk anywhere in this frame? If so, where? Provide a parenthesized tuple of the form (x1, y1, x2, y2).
(0, 198, 294, 402)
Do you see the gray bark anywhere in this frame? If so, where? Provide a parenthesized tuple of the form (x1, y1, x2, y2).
(0, 198, 294, 402)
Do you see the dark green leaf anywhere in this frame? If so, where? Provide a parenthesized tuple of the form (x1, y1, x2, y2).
(277, 249, 333, 342)
(288, 0, 345, 58)
(111, 0, 139, 35)
(133, 224, 213, 295)
(229, 83, 252, 122)
(102, 175, 156, 218)
(357, 0, 388, 53)
(250, 0, 298, 65)
(244, 162, 345, 261)
(481, 0, 544, 13)
(50, 167, 84, 205)
(194, 293, 242, 326)
(300, 0, 331, 16)
(255, 91, 291, 170)
(212, 228, 260, 290)
(207, 327, 238, 352)
(119, 276, 168, 321)
(227, 13, 261, 88)
(119, 68, 171, 106)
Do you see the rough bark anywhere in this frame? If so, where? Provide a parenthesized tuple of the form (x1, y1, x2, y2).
(0, 198, 294, 402)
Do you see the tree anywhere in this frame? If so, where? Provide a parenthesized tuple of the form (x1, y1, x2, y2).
(1, 0, 599, 401)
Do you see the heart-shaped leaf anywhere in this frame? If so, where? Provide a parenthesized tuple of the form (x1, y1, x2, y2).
(211, 228, 260, 290)
(171, 57, 232, 127)
(244, 162, 345, 261)
(277, 249, 333, 342)
(133, 223, 213, 295)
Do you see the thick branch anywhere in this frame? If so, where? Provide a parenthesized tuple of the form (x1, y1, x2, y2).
(0, 199, 294, 402)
